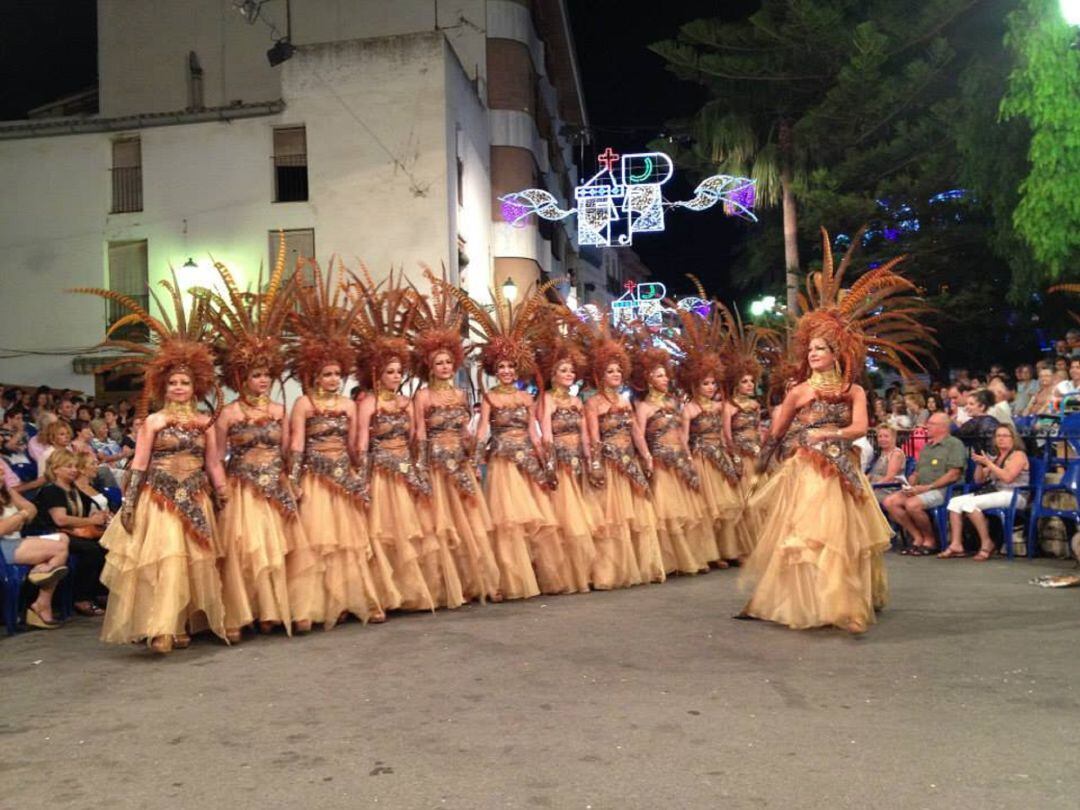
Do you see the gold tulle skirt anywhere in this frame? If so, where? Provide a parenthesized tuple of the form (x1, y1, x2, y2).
(367, 469, 437, 612)
(694, 456, 749, 561)
(590, 465, 657, 587)
(483, 457, 558, 599)
(218, 480, 294, 633)
(100, 491, 226, 645)
(739, 451, 891, 631)
(735, 455, 762, 555)
(416, 467, 501, 603)
(298, 475, 400, 627)
(549, 469, 600, 594)
(650, 465, 710, 574)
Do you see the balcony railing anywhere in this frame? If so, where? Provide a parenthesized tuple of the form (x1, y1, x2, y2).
(110, 166, 143, 213)
(273, 154, 309, 202)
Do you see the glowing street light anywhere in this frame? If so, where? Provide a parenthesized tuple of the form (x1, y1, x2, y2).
(502, 276, 518, 304)
(1061, 0, 1080, 26)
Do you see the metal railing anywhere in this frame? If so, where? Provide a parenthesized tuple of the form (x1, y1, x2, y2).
(273, 154, 308, 202)
(110, 166, 142, 213)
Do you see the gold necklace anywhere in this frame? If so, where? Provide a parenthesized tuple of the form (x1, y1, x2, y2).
(646, 388, 668, 406)
(551, 384, 572, 401)
(603, 386, 622, 401)
(312, 389, 338, 407)
(163, 400, 197, 418)
(809, 368, 843, 392)
(430, 379, 454, 392)
(696, 395, 714, 409)
(241, 393, 270, 409)
(376, 387, 397, 402)
(493, 383, 518, 395)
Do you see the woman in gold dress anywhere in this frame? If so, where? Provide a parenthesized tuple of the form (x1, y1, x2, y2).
(286, 263, 400, 627)
(723, 347, 768, 559)
(201, 258, 320, 639)
(410, 276, 502, 604)
(533, 311, 599, 593)
(670, 301, 746, 567)
(581, 325, 654, 587)
(451, 282, 562, 598)
(739, 229, 935, 633)
(630, 341, 709, 575)
(75, 275, 228, 654)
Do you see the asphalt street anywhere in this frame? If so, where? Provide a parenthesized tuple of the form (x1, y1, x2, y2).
(2, 555, 1079, 809)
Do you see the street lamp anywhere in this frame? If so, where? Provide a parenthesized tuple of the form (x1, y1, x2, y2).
(748, 295, 776, 317)
(182, 257, 198, 269)
(502, 276, 518, 304)
(1061, 0, 1080, 26)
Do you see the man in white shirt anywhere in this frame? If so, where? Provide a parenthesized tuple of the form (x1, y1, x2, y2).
(987, 378, 1015, 427)
(1053, 358, 1080, 410)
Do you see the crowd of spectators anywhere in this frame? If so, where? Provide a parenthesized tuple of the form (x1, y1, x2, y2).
(1, 386, 134, 629)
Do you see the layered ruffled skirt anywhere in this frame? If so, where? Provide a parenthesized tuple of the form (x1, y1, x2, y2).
(416, 467, 501, 603)
(589, 465, 654, 588)
(298, 475, 400, 627)
(739, 451, 891, 631)
(694, 456, 748, 561)
(549, 470, 600, 594)
(651, 465, 710, 574)
(367, 470, 438, 612)
(100, 491, 226, 645)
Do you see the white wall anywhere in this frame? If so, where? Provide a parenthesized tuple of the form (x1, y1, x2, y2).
(0, 32, 491, 391)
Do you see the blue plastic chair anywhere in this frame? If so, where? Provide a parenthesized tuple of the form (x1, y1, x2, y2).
(1026, 458, 1080, 559)
(0, 560, 31, 635)
(972, 457, 1041, 559)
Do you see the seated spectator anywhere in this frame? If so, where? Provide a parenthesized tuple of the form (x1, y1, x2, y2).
(89, 419, 125, 463)
(884, 413, 967, 555)
(948, 383, 971, 425)
(986, 378, 1015, 427)
(0, 482, 69, 628)
(0, 387, 18, 420)
(958, 389, 1000, 454)
(1013, 364, 1038, 413)
(29, 389, 51, 426)
(871, 396, 888, 426)
(887, 396, 912, 430)
(71, 419, 95, 455)
(868, 425, 908, 502)
(27, 450, 108, 617)
(904, 391, 930, 427)
(116, 398, 133, 427)
(75, 404, 93, 423)
(1067, 328, 1080, 357)
(75, 451, 112, 514)
(1053, 356, 1069, 375)
(926, 394, 943, 417)
(102, 407, 124, 443)
(938, 424, 1029, 561)
(1052, 357, 1080, 410)
(1021, 366, 1056, 415)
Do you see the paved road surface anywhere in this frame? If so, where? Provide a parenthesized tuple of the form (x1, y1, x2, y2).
(2, 555, 1079, 809)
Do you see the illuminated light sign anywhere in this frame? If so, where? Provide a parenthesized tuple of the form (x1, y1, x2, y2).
(499, 149, 757, 247)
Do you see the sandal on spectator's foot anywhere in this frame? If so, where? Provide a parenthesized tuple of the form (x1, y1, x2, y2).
(27, 565, 69, 588)
(74, 601, 105, 616)
(25, 606, 61, 629)
(173, 633, 191, 649)
(936, 548, 968, 559)
(913, 545, 936, 556)
(972, 547, 994, 561)
(149, 635, 173, 654)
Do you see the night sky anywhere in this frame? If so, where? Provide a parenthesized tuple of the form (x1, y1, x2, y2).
(1, 0, 757, 301)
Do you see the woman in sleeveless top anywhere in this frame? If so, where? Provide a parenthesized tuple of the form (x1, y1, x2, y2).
(724, 372, 765, 556)
(939, 423, 1029, 561)
(632, 346, 709, 575)
(582, 330, 654, 587)
(101, 375, 229, 652)
(286, 265, 401, 626)
(535, 332, 599, 594)
(356, 353, 438, 612)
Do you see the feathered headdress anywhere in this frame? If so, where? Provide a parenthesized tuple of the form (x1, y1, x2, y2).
(194, 238, 295, 394)
(719, 300, 781, 397)
(348, 266, 418, 391)
(409, 266, 467, 380)
(70, 269, 220, 417)
(624, 322, 674, 394)
(285, 257, 362, 392)
(792, 227, 937, 388)
(577, 310, 631, 395)
(438, 276, 557, 383)
(530, 302, 588, 386)
(667, 276, 727, 395)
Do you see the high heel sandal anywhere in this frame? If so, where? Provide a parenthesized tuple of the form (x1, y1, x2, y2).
(173, 633, 191, 649)
(25, 606, 61, 629)
(149, 635, 173, 654)
(27, 565, 69, 589)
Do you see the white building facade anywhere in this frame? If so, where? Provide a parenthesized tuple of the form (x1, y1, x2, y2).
(0, 0, 591, 393)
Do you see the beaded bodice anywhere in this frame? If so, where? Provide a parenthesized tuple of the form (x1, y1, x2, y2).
(146, 421, 211, 546)
(305, 411, 349, 458)
(551, 405, 585, 473)
(730, 398, 762, 458)
(487, 402, 547, 486)
(424, 404, 476, 496)
(789, 395, 863, 497)
(596, 406, 649, 492)
(370, 408, 409, 450)
(645, 404, 699, 490)
(226, 417, 295, 513)
(690, 407, 740, 483)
